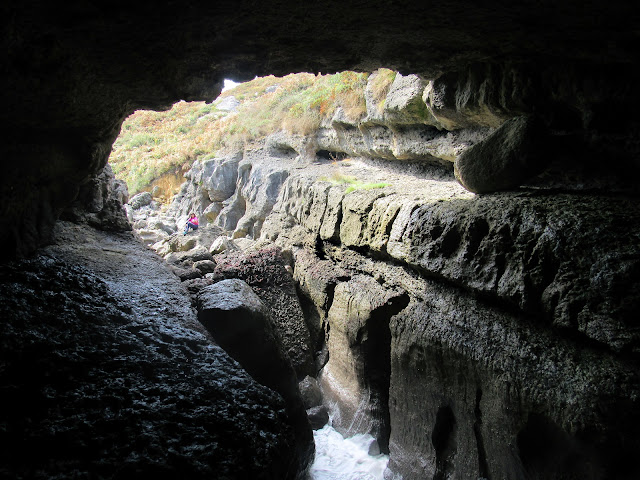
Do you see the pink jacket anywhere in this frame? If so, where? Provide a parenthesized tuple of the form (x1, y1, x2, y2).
(189, 216, 198, 226)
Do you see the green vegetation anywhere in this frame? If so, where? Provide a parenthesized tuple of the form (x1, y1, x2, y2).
(368, 69, 397, 112)
(345, 182, 391, 194)
(320, 171, 391, 193)
(322, 170, 359, 185)
(109, 70, 385, 198)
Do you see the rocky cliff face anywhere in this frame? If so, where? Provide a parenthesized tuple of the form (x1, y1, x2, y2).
(152, 71, 640, 478)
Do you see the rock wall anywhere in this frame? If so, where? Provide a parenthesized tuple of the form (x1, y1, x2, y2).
(260, 174, 640, 479)
(162, 82, 640, 476)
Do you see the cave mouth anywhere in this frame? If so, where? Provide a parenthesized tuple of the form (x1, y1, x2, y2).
(108, 71, 379, 202)
(316, 150, 348, 161)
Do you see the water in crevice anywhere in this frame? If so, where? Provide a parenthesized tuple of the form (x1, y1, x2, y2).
(310, 424, 389, 480)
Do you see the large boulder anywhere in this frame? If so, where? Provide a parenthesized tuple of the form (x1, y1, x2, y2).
(383, 73, 432, 125)
(210, 247, 315, 377)
(128, 191, 153, 210)
(454, 115, 549, 193)
(197, 279, 314, 479)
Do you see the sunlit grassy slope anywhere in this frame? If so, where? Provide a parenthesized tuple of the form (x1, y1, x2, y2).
(109, 70, 397, 197)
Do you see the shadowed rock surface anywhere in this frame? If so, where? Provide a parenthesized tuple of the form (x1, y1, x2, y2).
(0, 222, 303, 479)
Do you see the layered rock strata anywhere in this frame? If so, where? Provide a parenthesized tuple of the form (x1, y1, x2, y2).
(151, 124, 640, 478)
(262, 176, 640, 479)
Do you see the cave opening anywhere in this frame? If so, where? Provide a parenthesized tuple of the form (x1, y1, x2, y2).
(4, 2, 640, 477)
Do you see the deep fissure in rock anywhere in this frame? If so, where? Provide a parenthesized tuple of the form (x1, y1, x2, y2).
(473, 388, 490, 480)
(432, 405, 457, 480)
(361, 293, 410, 454)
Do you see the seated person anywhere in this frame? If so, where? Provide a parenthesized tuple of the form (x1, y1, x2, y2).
(183, 213, 199, 235)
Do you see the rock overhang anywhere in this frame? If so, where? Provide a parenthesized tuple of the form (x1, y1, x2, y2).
(2, 0, 640, 258)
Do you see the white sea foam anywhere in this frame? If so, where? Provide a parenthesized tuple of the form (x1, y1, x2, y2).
(309, 425, 389, 480)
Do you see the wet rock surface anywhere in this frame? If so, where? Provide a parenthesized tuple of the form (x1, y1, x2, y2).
(0, 222, 306, 479)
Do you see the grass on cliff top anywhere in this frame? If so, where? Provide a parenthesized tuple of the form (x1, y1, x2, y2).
(321, 170, 391, 193)
(109, 70, 396, 197)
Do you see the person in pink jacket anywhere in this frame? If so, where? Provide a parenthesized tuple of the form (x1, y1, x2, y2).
(183, 213, 199, 235)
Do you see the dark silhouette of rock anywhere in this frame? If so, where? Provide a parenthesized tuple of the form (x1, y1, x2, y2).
(210, 247, 315, 378)
(299, 375, 323, 409)
(454, 116, 549, 193)
(0, 222, 301, 479)
(306, 406, 330, 430)
(196, 279, 314, 479)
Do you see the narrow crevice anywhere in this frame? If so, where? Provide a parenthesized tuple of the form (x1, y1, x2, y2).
(473, 388, 490, 479)
(432, 405, 457, 480)
(296, 284, 327, 373)
(361, 291, 410, 454)
(314, 235, 326, 260)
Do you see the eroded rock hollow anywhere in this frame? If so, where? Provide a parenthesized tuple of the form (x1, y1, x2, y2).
(2, 1, 640, 479)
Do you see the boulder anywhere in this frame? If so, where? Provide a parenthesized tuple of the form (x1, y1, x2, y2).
(298, 375, 323, 409)
(197, 279, 314, 476)
(193, 259, 216, 274)
(210, 235, 239, 255)
(128, 191, 153, 210)
(165, 247, 214, 267)
(383, 73, 432, 125)
(210, 248, 315, 377)
(170, 265, 203, 281)
(306, 405, 330, 430)
(454, 115, 549, 193)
